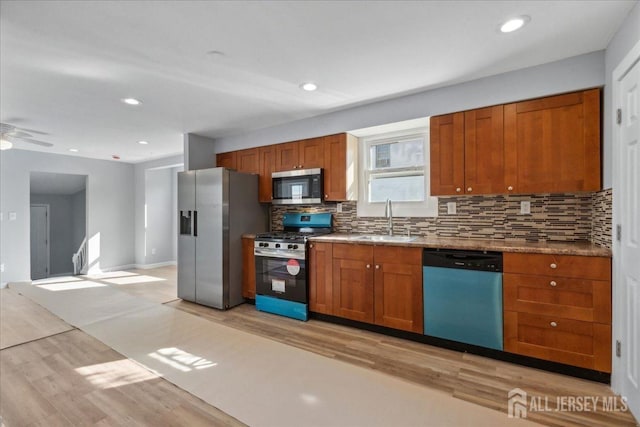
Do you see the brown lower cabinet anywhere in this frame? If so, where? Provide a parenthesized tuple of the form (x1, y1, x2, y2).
(310, 242, 423, 333)
(241, 236, 256, 299)
(503, 252, 612, 372)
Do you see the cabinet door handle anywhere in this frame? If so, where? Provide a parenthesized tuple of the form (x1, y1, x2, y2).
(325, 194, 328, 198)
(456, 187, 461, 193)
(375, 265, 380, 269)
(292, 165, 297, 169)
(309, 244, 314, 248)
(366, 264, 371, 269)
(550, 263, 557, 269)
(550, 280, 557, 287)
(507, 186, 514, 191)
(298, 165, 303, 168)
(467, 187, 472, 192)
(550, 321, 558, 327)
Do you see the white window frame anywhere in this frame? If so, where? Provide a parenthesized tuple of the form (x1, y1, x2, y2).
(357, 127, 438, 218)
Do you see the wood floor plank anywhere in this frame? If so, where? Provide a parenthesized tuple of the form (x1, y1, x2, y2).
(0, 288, 73, 349)
(3, 267, 637, 426)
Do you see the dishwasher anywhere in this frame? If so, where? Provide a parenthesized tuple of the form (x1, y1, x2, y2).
(423, 248, 503, 350)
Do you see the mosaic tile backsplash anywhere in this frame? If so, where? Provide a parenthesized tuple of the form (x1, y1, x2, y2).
(591, 188, 612, 249)
(272, 190, 613, 248)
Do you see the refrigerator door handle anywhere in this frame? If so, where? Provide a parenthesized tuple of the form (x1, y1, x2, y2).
(193, 210, 198, 237)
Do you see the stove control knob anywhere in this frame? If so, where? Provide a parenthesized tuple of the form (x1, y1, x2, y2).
(275, 243, 281, 248)
(293, 245, 299, 250)
(287, 244, 294, 249)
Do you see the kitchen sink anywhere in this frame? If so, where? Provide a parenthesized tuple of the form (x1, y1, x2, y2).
(350, 234, 417, 243)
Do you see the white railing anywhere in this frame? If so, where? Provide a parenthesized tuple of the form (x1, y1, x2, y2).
(72, 237, 87, 275)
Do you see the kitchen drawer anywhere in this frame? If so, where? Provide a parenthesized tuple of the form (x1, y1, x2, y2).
(504, 311, 611, 372)
(503, 273, 611, 323)
(503, 253, 610, 280)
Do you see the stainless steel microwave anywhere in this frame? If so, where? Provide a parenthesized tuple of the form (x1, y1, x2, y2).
(272, 168, 323, 205)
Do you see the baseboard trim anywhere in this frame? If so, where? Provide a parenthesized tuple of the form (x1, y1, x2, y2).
(133, 261, 177, 270)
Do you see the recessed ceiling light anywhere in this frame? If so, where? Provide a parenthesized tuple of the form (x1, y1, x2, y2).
(69, 148, 79, 152)
(137, 140, 149, 145)
(122, 98, 142, 106)
(500, 16, 530, 33)
(300, 82, 318, 91)
(0, 138, 13, 150)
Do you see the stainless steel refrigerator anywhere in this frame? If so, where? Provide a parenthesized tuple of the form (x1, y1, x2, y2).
(178, 167, 267, 309)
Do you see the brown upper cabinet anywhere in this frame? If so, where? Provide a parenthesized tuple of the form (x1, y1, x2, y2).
(323, 133, 358, 201)
(275, 137, 325, 171)
(258, 145, 276, 202)
(430, 88, 601, 196)
(236, 148, 260, 174)
(216, 151, 236, 170)
(504, 88, 601, 193)
(216, 132, 357, 203)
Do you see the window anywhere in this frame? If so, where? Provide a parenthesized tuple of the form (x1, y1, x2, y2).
(357, 126, 437, 218)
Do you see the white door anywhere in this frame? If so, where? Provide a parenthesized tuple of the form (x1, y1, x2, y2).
(30, 204, 49, 280)
(616, 53, 640, 417)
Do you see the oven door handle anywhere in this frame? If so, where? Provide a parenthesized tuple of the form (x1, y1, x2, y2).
(254, 249, 305, 260)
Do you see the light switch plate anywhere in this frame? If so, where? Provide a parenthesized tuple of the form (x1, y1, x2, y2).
(520, 201, 531, 215)
(447, 202, 456, 215)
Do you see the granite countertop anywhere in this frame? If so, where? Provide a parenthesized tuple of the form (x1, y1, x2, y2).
(308, 233, 612, 257)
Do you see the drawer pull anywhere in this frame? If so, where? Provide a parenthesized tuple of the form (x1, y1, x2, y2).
(550, 263, 557, 269)
(550, 321, 558, 327)
(507, 185, 514, 191)
(550, 280, 557, 287)
(375, 265, 380, 270)
(366, 264, 371, 269)
(467, 187, 473, 192)
(456, 187, 461, 193)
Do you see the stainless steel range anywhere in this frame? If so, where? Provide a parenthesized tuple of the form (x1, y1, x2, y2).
(254, 212, 332, 321)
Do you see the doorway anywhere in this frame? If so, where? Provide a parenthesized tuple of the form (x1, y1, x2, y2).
(30, 172, 87, 279)
(29, 204, 49, 280)
(612, 39, 640, 418)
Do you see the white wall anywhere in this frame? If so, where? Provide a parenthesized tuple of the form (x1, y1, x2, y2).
(133, 154, 183, 266)
(144, 168, 174, 265)
(184, 133, 216, 171)
(30, 194, 75, 275)
(70, 189, 86, 251)
(207, 51, 605, 157)
(0, 149, 135, 284)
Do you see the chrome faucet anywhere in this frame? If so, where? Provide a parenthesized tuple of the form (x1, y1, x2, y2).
(385, 198, 393, 235)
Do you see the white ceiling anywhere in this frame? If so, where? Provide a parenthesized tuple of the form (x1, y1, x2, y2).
(30, 172, 86, 195)
(1, 1, 636, 163)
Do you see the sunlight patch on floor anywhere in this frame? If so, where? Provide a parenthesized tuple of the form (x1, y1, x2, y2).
(75, 359, 157, 389)
(103, 275, 165, 285)
(36, 280, 107, 291)
(32, 276, 83, 285)
(148, 347, 217, 372)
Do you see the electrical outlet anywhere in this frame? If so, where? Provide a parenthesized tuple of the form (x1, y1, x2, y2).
(0, 264, 4, 273)
(0, 212, 3, 221)
(336, 202, 342, 213)
(447, 202, 457, 215)
(9, 212, 16, 221)
(520, 201, 531, 215)
(151, 248, 157, 255)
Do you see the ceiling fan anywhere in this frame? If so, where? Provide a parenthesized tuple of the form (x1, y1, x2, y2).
(0, 122, 53, 150)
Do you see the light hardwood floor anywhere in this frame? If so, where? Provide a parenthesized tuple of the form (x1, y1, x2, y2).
(2, 267, 638, 426)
